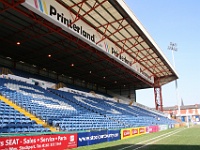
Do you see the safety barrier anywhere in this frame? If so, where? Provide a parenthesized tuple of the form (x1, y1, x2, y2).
(159, 125, 168, 131)
(174, 123, 180, 128)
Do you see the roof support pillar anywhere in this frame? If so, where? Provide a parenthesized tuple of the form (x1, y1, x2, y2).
(154, 78, 163, 111)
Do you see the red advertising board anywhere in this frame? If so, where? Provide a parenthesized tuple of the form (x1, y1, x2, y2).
(147, 126, 159, 133)
(122, 129, 131, 138)
(138, 127, 146, 134)
(131, 128, 138, 136)
(0, 133, 77, 150)
(121, 127, 146, 139)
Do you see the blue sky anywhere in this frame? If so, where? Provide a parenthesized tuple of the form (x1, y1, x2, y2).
(125, 0, 200, 107)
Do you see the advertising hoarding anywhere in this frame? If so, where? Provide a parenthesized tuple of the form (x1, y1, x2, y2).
(0, 133, 77, 150)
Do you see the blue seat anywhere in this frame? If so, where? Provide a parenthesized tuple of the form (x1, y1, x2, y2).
(22, 127, 28, 132)
(0, 128, 8, 133)
(28, 127, 35, 132)
(0, 77, 177, 133)
(8, 128, 15, 133)
(15, 128, 23, 133)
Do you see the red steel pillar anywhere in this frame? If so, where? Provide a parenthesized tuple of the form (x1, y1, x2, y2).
(154, 78, 163, 111)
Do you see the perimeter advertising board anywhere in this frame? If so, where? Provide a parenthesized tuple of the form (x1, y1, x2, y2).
(0, 133, 77, 150)
(146, 125, 159, 134)
(22, 0, 154, 83)
(158, 125, 168, 131)
(174, 124, 180, 128)
(78, 130, 120, 147)
(168, 124, 172, 129)
(121, 127, 146, 140)
(121, 129, 131, 139)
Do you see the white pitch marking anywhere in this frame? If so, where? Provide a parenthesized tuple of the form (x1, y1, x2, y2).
(118, 128, 186, 150)
(132, 128, 185, 150)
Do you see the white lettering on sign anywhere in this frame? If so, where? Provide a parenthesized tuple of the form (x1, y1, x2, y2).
(5, 139, 19, 146)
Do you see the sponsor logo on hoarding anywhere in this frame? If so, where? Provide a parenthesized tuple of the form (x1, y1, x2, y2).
(131, 129, 138, 135)
(149, 127, 153, 132)
(123, 130, 130, 137)
(139, 128, 145, 134)
(79, 133, 119, 142)
(70, 135, 75, 142)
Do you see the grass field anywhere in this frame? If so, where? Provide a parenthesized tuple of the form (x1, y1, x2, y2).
(74, 125, 200, 150)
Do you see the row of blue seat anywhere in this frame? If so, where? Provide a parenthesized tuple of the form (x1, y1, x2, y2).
(0, 83, 51, 133)
(0, 127, 50, 133)
(0, 77, 176, 133)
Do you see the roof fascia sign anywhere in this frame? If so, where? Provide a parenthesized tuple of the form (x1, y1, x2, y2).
(22, 0, 154, 83)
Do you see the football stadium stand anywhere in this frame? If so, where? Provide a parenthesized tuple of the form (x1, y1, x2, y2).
(0, 74, 176, 134)
(0, 0, 181, 148)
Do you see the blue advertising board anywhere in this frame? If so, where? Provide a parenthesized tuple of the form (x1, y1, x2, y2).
(108, 130, 120, 142)
(78, 132, 90, 147)
(78, 130, 120, 147)
(90, 130, 108, 145)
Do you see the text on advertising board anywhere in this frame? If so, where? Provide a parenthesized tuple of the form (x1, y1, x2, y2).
(131, 128, 138, 136)
(79, 133, 119, 142)
(0, 133, 77, 150)
(123, 130, 131, 138)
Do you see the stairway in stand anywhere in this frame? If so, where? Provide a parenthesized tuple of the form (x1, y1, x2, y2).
(0, 95, 58, 132)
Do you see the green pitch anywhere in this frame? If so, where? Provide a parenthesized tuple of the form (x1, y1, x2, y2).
(75, 125, 200, 150)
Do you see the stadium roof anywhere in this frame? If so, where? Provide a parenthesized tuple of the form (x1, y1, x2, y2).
(0, 0, 178, 91)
